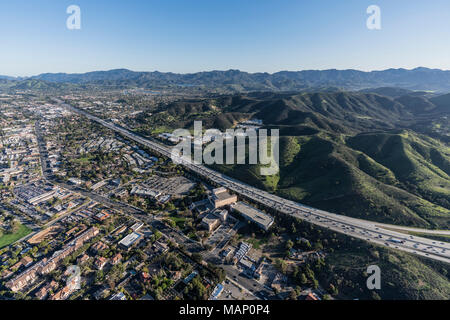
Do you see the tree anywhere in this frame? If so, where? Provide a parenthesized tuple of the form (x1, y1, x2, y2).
(191, 253, 203, 264)
(314, 241, 323, 251)
(109, 263, 125, 285)
(299, 273, 308, 286)
(166, 202, 176, 211)
(312, 279, 319, 289)
(290, 223, 296, 234)
(95, 270, 104, 284)
(328, 283, 338, 296)
(164, 218, 176, 228)
(286, 240, 294, 250)
(305, 265, 315, 281)
(289, 290, 298, 300)
(191, 277, 207, 300)
(292, 266, 299, 278)
(209, 264, 226, 283)
(371, 291, 381, 300)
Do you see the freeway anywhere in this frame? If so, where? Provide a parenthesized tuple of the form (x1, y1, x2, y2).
(59, 101, 450, 264)
(35, 115, 273, 299)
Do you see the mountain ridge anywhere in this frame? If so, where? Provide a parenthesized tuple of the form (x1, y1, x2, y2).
(2, 67, 450, 92)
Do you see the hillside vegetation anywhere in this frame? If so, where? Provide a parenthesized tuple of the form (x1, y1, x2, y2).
(136, 90, 449, 228)
(326, 245, 450, 299)
(216, 132, 449, 228)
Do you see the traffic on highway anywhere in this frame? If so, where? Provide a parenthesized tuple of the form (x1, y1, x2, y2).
(60, 101, 450, 265)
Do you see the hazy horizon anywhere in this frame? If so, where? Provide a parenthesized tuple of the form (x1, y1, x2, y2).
(3, 66, 450, 79)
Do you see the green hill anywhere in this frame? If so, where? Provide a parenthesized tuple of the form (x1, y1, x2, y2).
(136, 90, 449, 228)
(347, 131, 450, 211)
(215, 133, 449, 228)
(7, 79, 80, 91)
(327, 245, 450, 299)
(430, 93, 450, 113)
(139, 91, 428, 135)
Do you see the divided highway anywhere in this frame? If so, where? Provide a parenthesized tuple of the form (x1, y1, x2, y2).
(59, 101, 450, 264)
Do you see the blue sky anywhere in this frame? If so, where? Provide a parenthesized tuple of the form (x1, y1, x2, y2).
(0, 0, 449, 76)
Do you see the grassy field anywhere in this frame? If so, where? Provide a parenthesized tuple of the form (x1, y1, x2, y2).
(72, 155, 95, 164)
(0, 224, 32, 249)
(169, 215, 187, 229)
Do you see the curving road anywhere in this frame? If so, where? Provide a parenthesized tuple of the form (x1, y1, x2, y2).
(59, 101, 450, 264)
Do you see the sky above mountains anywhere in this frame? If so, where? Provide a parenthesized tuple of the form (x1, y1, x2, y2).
(1, 0, 450, 76)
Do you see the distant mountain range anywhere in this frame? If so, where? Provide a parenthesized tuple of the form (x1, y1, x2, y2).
(2, 67, 450, 93)
(0, 75, 17, 80)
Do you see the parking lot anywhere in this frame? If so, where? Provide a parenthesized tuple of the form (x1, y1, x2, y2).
(218, 278, 258, 300)
(143, 175, 195, 196)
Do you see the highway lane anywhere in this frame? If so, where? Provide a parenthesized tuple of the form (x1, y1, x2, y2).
(373, 224, 450, 236)
(59, 101, 450, 264)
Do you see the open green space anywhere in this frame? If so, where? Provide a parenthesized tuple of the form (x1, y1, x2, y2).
(0, 224, 32, 249)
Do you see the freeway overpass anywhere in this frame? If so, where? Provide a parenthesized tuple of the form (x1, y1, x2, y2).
(59, 101, 450, 264)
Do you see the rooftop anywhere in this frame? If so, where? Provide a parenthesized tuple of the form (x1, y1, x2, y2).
(118, 232, 142, 248)
(232, 202, 274, 231)
(212, 187, 234, 201)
